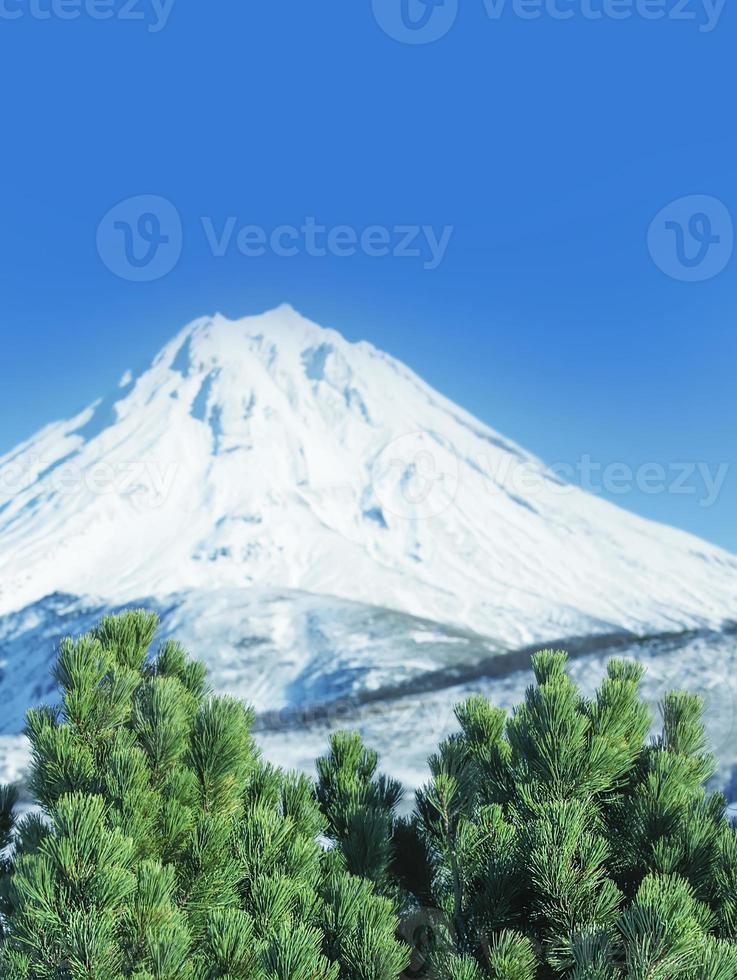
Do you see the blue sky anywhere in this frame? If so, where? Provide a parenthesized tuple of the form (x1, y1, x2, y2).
(0, 0, 735, 550)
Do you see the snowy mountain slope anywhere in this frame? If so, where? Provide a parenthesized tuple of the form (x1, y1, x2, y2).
(2, 305, 736, 627)
(0, 303, 736, 740)
(3, 626, 737, 804)
(0, 588, 503, 734)
(255, 627, 737, 799)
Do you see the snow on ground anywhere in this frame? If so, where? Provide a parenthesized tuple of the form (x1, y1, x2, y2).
(4, 630, 735, 811)
(0, 736, 30, 789)
(255, 630, 737, 801)
(0, 588, 505, 734)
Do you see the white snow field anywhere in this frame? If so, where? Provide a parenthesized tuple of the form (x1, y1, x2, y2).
(0, 305, 735, 791)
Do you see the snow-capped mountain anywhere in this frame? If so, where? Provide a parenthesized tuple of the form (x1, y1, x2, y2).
(1, 305, 736, 747)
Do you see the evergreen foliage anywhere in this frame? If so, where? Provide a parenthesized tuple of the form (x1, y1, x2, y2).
(2, 617, 737, 979)
(316, 732, 403, 893)
(383, 651, 737, 978)
(0, 612, 408, 979)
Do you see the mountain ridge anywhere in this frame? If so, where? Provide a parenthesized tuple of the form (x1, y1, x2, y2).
(0, 304, 735, 734)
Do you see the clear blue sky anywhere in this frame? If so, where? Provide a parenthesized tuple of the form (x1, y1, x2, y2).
(1, 1, 735, 551)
